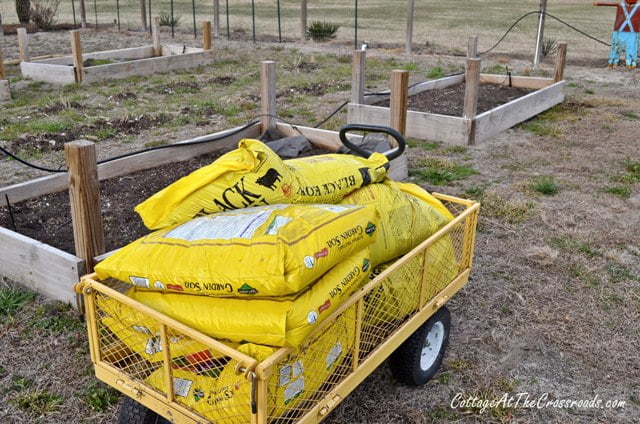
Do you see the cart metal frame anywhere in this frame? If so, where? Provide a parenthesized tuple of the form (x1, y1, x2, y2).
(76, 193, 479, 424)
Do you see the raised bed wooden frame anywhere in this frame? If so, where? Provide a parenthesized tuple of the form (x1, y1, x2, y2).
(1, 61, 407, 305)
(0, 46, 10, 103)
(19, 19, 215, 85)
(347, 43, 568, 146)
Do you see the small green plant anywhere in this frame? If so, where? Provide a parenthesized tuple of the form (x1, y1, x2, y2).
(541, 38, 557, 58)
(29, 303, 83, 332)
(485, 63, 506, 74)
(463, 186, 486, 199)
(438, 372, 451, 384)
(426, 66, 445, 79)
(10, 375, 35, 392)
(12, 389, 62, 415)
(159, 13, 181, 27)
(403, 63, 418, 71)
(604, 185, 631, 199)
(0, 284, 35, 317)
(621, 111, 639, 120)
(307, 21, 339, 42)
(584, 88, 595, 94)
(531, 176, 559, 195)
(82, 383, 120, 412)
(83, 58, 113, 67)
(411, 158, 476, 185)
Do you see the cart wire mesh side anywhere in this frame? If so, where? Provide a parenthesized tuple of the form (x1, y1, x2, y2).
(76, 193, 479, 424)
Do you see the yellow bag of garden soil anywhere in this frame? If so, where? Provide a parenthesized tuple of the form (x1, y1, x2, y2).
(145, 309, 355, 423)
(96, 294, 237, 364)
(339, 180, 451, 266)
(364, 236, 459, 328)
(128, 249, 370, 347)
(95, 204, 378, 298)
(135, 138, 388, 230)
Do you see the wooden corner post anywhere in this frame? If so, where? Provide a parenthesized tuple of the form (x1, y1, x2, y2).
(17, 28, 30, 63)
(70, 30, 84, 83)
(553, 42, 567, 83)
(351, 49, 366, 104)
(152, 17, 162, 56)
(203, 21, 212, 50)
(389, 70, 409, 137)
(463, 57, 481, 119)
(65, 140, 105, 274)
(463, 57, 480, 145)
(261, 61, 276, 133)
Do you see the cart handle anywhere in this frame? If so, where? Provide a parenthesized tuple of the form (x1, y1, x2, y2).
(339, 124, 406, 161)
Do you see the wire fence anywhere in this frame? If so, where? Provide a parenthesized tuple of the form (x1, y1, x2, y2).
(0, 1, 616, 60)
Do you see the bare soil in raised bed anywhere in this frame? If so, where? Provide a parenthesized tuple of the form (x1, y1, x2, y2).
(376, 82, 534, 116)
(0, 151, 225, 254)
(0, 142, 332, 254)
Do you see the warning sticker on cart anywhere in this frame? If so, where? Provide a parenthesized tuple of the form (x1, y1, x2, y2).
(279, 365, 292, 387)
(293, 361, 303, 378)
(173, 377, 193, 397)
(326, 341, 342, 369)
(284, 377, 304, 405)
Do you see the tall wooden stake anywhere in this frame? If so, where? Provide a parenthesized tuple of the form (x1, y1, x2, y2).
(213, 0, 220, 38)
(71, 30, 84, 83)
(406, 0, 415, 54)
(533, 0, 547, 66)
(152, 16, 162, 56)
(301, 0, 307, 42)
(203, 21, 212, 50)
(553, 42, 567, 82)
(261, 61, 276, 133)
(65, 141, 105, 274)
(79, 0, 87, 29)
(139, 0, 148, 31)
(467, 35, 478, 58)
(389, 70, 409, 139)
(17, 28, 30, 62)
(351, 50, 366, 104)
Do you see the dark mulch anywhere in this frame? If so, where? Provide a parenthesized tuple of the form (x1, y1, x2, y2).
(376, 82, 534, 116)
(0, 151, 226, 254)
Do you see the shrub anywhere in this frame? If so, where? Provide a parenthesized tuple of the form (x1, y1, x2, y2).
(30, 0, 61, 31)
(15, 0, 31, 23)
(159, 13, 180, 27)
(307, 21, 339, 42)
(541, 38, 557, 58)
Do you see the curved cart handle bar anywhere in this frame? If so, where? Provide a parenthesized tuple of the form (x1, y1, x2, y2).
(339, 123, 406, 161)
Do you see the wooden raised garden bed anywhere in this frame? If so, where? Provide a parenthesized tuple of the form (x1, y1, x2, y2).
(18, 18, 215, 85)
(347, 44, 568, 146)
(0, 61, 406, 306)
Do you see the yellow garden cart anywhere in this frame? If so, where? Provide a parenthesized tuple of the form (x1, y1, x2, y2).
(75, 125, 480, 424)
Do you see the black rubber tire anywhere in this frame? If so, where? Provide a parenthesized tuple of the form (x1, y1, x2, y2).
(117, 396, 171, 424)
(389, 306, 451, 386)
